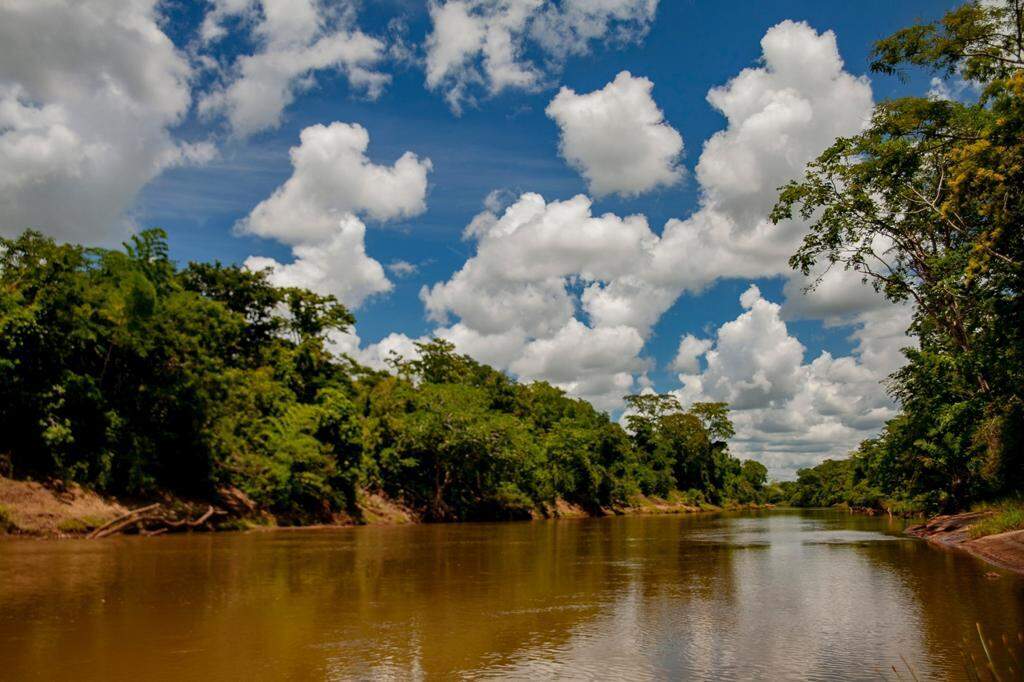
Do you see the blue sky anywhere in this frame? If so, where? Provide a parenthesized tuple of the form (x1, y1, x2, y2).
(0, 0, 959, 477)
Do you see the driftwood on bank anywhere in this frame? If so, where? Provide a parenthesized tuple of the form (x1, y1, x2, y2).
(87, 503, 225, 540)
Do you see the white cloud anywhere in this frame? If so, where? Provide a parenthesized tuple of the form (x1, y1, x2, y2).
(780, 263, 891, 323)
(671, 334, 713, 374)
(509, 319, 647, 411)
(244, 214, 391, 308)
(422, 193, 658, 338)
(530, 0, 660, 58)
(416, 192, 661, 408)
(387, 260, 418, 278)
(330, 328, 425, 370)
(672, 286, 907, 480)
(570, 20, 878, 371)
(385, 20, 906, 447)
(437, 324, 529, 370)
(546, 71, 683, 196)
(239, 121, 432, 244)
(413, 22, 895, 446)
(648, 20, 875, 295)
(199, 0, 389, 137)
(240, 122, 430, 308)
(846, 304, 915, 378)
(0, 0, 211, 244)
(424, 0, 659, 112)
(679, 285, 806, 411)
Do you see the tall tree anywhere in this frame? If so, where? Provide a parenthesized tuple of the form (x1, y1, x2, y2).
(772, 0, 1024, 509)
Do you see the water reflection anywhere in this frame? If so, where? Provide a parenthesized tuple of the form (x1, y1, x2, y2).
(0, 509, 1020, 680)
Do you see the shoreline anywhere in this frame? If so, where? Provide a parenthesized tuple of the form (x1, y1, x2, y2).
(906, 512, 1024, 575)
(0, 476, 754, 540)
(11, 475, 1022, 578)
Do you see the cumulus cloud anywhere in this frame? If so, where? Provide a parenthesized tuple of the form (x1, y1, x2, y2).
(422, 192, 658, 337)
(425, 0, 659, 112)
(546, 71, 683, 196)
(510, 319, 647, 411)
(244, 214, 391, 308)
(409, 20, 906, 465)
(330, 328, 426, 370)
(238, 122, 432, 244)
(671, 334, 713, 374)
(679, 285, 806, 411)
(649, 20, 875, 294)
(240, 122, 430, 308)
(199, 0, 389, 137)
(672, 286, 908, 480)
(0, 0, 212, 244)
(415, 23, 879, 411)
(567, 20, 877, 356)
(416, 192, 662, 407)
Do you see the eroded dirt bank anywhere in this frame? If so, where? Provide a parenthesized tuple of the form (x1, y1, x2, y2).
(0, 477, 127, 536)
(0, 476, 739, 540)
(0, 477, 420, 538)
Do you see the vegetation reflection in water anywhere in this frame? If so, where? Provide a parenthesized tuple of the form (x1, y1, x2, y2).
(0, 509, 1021, 681)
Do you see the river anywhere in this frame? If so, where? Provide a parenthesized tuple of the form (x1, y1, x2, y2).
(0, 509, 1021, 680)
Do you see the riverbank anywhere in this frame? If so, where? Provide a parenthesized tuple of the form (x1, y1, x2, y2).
(0, 476, 419, 538)
(0, 477, 128, 536)
(907, 511, 1024, 575)
(0, 477, 740, 539)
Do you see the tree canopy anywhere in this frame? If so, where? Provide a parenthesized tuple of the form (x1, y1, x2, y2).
(0, 230, 770, 523)
(774, 0, 1024, 512)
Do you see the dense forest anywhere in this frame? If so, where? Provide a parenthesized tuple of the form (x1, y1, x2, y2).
(776, 0, 1024, 513)
(2, 0, 1021, 525)
(0, 229, 775, 524)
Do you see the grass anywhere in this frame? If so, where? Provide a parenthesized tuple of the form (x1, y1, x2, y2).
(56, 516, 107, 534)
(892, 623, 1023, 681)
(0, 504, 16, 533)
(968, 499, 1024, 539)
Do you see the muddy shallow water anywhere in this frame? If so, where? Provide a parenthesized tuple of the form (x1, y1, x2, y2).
(1, 509, 1021, 680)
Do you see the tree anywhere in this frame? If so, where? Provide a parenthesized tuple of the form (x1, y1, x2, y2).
(690, 402, 736, 444)
(773, 0, 1024, 511)
(0, 229, 761, 525)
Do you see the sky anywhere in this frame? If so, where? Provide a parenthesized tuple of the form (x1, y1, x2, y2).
(0, 0, 961, 479)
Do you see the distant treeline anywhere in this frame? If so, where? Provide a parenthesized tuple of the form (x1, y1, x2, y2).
(778, 0, 1024, 513)
(0, 230, 775, 524)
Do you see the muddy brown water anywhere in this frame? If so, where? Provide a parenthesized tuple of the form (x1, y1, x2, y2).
(1, 509, 1021, 680)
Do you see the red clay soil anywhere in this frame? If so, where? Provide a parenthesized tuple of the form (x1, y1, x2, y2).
(906, 512, 1024, 575)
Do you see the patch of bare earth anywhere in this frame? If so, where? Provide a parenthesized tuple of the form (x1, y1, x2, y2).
(907, 512, 1024, 575)
(0, 477, 127, 537)
(619, 494, 703, 515)
(358, 491, 419, 525)
(550, 498, 590, 519)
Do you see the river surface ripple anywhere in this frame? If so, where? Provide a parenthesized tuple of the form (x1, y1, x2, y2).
(1, 509, 1021, 680)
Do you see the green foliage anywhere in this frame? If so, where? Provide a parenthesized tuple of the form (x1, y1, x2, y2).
(968, 499, 1024, 538)
(56, 516, 105, 534)
(1, 230, 755, 522)
(0, 504, 15, 533)
(788, 459, 855, 508)
(869, 0, 1024, 83)
(775, 0, 1024, 514)
(621, 394, 768, 505)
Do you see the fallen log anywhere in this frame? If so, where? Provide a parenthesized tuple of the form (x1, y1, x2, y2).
(87, 503, 161, 539)
(163, 505, 220, 529)
(87, 503, 226, 539)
